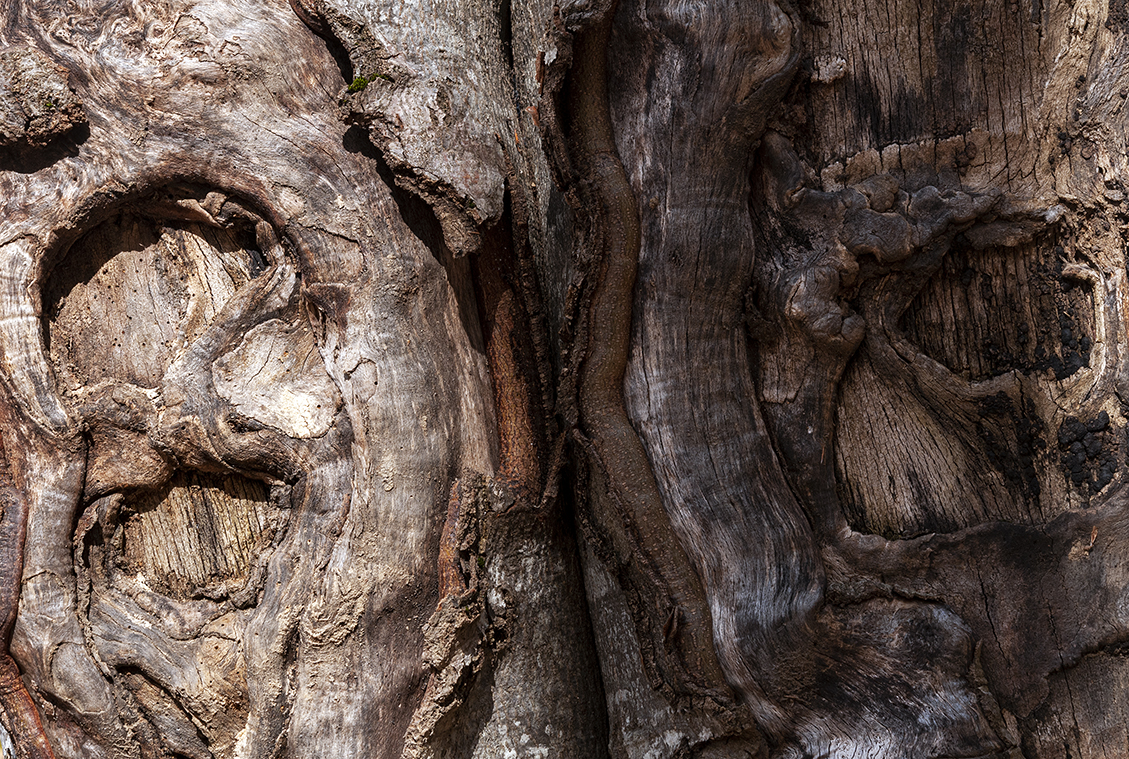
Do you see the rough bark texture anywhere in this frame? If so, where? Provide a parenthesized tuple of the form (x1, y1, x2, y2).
(0, 0, 1126, 757)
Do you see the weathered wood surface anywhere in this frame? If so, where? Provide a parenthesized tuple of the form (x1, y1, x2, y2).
(0, 0, 1128, 756)
(0, 1, 599, 757)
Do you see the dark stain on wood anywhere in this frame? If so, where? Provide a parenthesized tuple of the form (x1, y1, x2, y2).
(977, 392, 1047, 504)
(931, 4, 973, 137)
(1057, 412, 1118, 497)
(902, 238, 1094, 382)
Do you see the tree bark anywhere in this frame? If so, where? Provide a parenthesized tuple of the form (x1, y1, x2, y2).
(0, 0, 1126, 757)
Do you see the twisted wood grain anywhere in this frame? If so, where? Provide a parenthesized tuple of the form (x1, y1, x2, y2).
(0, 432, 55, 759)
(570, 0, 737, 703)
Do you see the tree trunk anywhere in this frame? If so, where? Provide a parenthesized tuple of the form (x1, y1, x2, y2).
(0, 0, 1125, 756)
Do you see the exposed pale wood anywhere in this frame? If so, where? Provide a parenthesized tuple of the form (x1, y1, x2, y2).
(121, 472, 273, 599)
(45, 212, 260, 391)
(212, 316, 340, 440)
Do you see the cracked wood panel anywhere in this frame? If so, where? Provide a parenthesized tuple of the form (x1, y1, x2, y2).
(830, 502, 1129, 759)
(901, 238, 1095, 383)
(122, 472, 272, 598)
(801, 0, 1050, 193)
(44, 212, 260, 391)
(1022, 653, 1129, 758)
(836, 230, 1115, 538)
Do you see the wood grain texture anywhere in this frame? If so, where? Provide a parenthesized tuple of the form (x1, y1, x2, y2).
(0, 0, 609, 756)
(3, 0, 1129, 755)
(570, 0, 740, 712)
(0, 1, 498, 756)
(45, 212, 261, 391)
(0, 428, 54, 759)
(762, 0, 1129, 752)
(294, 0, 516, 257)
(121, 472, 273, 599)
